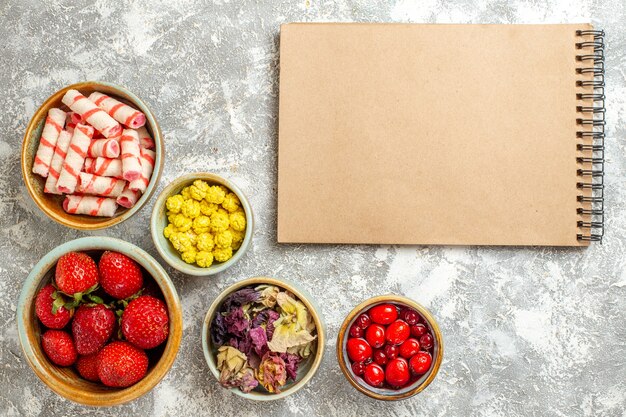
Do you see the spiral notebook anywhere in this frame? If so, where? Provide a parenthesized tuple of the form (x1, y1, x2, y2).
(277, 23, 605, 246)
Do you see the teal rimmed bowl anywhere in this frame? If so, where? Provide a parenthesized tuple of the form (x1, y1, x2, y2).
(21, 81, 164, 230)
(16, 237, 183, 406)
(202, 276, 326, 400)
(150, 172, 254, 277)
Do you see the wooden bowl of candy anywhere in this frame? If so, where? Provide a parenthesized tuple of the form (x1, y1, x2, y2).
(21, 81, 164, 230)
(151, 172, 253, 276)
(201, 277, 325, 400)
(337, 295, 443, 401)
(16, 236, 183, 406)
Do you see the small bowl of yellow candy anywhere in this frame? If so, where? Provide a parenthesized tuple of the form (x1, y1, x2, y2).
(150, 173, 253, 276)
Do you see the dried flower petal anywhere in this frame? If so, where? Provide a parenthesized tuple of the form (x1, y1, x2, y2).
(267, 292, 316, 353)
(256, 352, 287, 393)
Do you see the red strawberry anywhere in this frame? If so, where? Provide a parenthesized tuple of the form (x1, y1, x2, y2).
(99, 251, 143, 300)
(97, 341, 148, 387)
(121, 296, 169, 349)
(76, 353, 100, 382)
(72, 304, 115, 355)
(41, 330, 77, 366)
(55, 252, 99, 296)
(35, 285, 72, 329)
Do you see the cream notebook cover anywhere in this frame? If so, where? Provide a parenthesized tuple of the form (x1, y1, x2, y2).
(277, 23, 605, 246)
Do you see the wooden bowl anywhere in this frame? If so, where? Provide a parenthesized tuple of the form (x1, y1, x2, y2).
(151, 172, 254, 276)
(16, 237, 183, 406)
(337, 295, 443, 401)
(201, 277, 325, 400)
(21, 81, 164, 230)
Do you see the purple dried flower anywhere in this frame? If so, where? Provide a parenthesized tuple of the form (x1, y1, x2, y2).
(222, 288, 260, 311)
(211, 312, 228, 346)
(249, 326, 268, 357)
(265, 309, 280, 341)
(223, 307, 249, 338)
(280, 353, 302, 381)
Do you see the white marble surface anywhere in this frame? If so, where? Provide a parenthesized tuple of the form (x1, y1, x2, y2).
(1, 0, 625, 416)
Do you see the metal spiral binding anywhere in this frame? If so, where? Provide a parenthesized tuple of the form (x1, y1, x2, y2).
(576, 29, 605, 243)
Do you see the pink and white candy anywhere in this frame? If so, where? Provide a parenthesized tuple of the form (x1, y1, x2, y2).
(135, 126, 155, 149)
(32, 108, 67, 177)
(89, 92, 146, 129)
(77, 172, 126, 198)
(63, 195, 117, 217)
(62, 90, 121, 139)
(43, 131, 72, 194)
(88, 138, 120, 158)
(56, 124, 94, 194)
(129, 148, 156, 193)
(84, 157, 123, 179)
(119, 129, 142, 181)
(116, 185, 142, 209)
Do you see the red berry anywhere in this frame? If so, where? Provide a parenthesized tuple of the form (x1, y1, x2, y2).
(98, 251, 144, 299)
(420, 333, 434, 350)
(373, 349, 388, 366)
(35, 285, 72, 329)
(72, 304, 115, 355)
(122, 295, 170, 349)
(363, 363, 385, 387)
(355, 313, 371, 330)
(349, 324, 363, 338)
(55, 252, 99, 296)
(76, 353, 100, 382)
(368, 304, 398, 325)
(410, 323, 428, 337)
(97, 341, 148, 387)
(399, 338, 421, 358)
(400, 308, 420, 326)
(346, 338, 373, 363)
(41, 330, 77, 366)
(409, 351, 432, 374)
(351, 361, 365, 376)
(386, 320, 410, 345)
(365, 324, 386, 349)
(384, 343, 399, 359)
(386, 357, 410, 387)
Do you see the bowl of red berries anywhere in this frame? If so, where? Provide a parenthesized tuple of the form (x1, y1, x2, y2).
(337, 295, 443, 401)
(16, 236, 183, 406)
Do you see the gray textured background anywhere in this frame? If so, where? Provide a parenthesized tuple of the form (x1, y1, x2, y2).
(1, 0, 625, 416)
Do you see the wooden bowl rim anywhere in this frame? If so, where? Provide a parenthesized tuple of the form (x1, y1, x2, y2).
(336, 295, 444, 401)
(16, 236, 183, 406)
(201, 276, 325, 401)
(20, 81, 164, 230)
(150, 172, 254, 276)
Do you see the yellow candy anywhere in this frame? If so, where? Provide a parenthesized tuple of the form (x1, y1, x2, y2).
(170, 232, 192, 252)
(197, 232, 215, 252)
(163, 223, 176, 239)
(229, 228, 244, 243)
(232, 240, 242, 250)
(210, 211, 230, 233)
(167, 211, 178, 224)
(185, 230, 198, 246)
(213, 246, 233, 263)
(181, 247, 197, 264)
(214, 230, 233, 248)
(181, 199, 201, 219)
(192, 215, 211, 234)
(218, 185, 229, 195)
(196, 251, 214, 268)
(229, 211, 246, 232)
(221, 193, 241, 213)
(205, 185, 226, 204)
(172, 214, 192, 232)
(166, 195, 185, 213)
(190, 180, 210, 200)
(200, 200, 218, 216)
(181, 186, 191, 199)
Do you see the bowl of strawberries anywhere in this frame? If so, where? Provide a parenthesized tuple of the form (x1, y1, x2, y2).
(337, 295, 443, 401)
(16, 237, 183, 406)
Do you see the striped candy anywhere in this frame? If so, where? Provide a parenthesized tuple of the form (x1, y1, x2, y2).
(77, 172, 126, 198)
(43, 131, 72, 194)
(84, 157, 123, 179)
(120, 129, 142, 181)
(135, 126, 155, 149)
(88, 138, 120, 158)
(63, 195, 117, 217)
(129, 148, 156, 193)
(62, 89, 121, 139)
(32, 108, 67, 177)
(89, 92, 146, 129)
(117, 185, 141, 209)
(56, 124, 94, 194)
